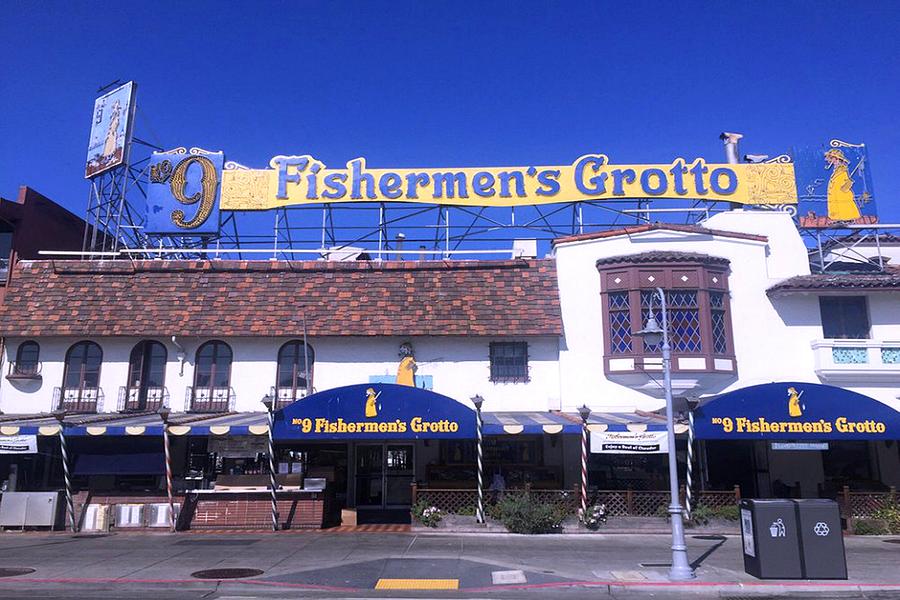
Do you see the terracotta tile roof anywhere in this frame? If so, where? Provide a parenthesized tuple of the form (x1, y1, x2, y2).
(0, 259, 562, 337)
(595, 250, 730, 267)
(768, 266, 900, 294)
(552, 223, 768, 246)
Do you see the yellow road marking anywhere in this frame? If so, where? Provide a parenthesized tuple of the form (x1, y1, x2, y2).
(375, 578, 459, 590)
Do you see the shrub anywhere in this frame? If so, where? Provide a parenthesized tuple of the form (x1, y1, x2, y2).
(495, 492, 566, 534)
(871, 503, 900, 534)
(854, 518, 891, 535)
(411, 499, 443, 528)
(688, 504, 739, 526)
(455, 504, 476, 517)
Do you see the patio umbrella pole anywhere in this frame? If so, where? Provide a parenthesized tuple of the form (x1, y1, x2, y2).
(53, 412, 76, 533)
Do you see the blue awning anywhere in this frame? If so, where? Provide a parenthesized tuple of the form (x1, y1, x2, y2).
(73, 452, 166, 475)
(0, 412, 268, 437)
(483, 412, 579, 435)
(694, 381, 900, 440)
(273, 383, 476, 440)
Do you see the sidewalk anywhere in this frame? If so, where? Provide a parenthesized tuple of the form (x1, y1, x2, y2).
(0, 530, 895, 597)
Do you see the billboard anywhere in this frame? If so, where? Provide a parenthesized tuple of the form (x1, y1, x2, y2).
(146, 149, 223, 235)
(793, 140, 876, 228)
(85, 82, 137, 178)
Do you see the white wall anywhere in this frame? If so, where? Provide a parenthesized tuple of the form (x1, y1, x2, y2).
(553, 210, 900, 413)
(0, 335, 560, 414)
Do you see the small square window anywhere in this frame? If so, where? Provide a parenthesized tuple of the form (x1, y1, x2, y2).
(489, 342, 529, 383)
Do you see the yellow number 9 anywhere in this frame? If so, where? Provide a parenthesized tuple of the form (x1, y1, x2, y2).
(170, 156, 218, 229)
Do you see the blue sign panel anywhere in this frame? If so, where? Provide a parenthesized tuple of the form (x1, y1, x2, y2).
(272, 383, 476, 440)
(694, 382, 900, 441)
(146, 150, 223, 235)
(793, 140, 877, 228)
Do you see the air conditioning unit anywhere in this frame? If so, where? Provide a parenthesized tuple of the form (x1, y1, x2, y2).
(114, 504, 143, 528)
(146, 503, 179, 528)
(82, 504, 110, 532)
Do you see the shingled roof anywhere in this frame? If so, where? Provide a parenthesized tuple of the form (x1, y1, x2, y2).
(0, 259, 562, 337)
(767, 266, 900, 294)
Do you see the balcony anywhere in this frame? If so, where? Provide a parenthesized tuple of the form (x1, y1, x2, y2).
(185, 386, 236, 413)
(6, 361, 42, 381)
(118, 386, 170, 412)
(274, 386, 311, 410)
(53, 386, 104, 413)
(811, 339, 900, 383)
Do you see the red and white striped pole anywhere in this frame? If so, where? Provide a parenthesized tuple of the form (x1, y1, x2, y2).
(578, 405, 591, 523)
(158, 406, 176, 532)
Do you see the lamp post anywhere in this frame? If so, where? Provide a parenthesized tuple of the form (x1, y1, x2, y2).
(261, 394, 279, 531)
(52, 410, 76, 533)
(471, 395, 485, 524)
(158, 406, 176, 532)
(634, 287, 695, 581)
(578, 404, 591, 523)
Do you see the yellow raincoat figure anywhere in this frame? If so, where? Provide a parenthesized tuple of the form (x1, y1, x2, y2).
(396, 342, 417, 387)
(825, 149, 861, 222)
(787, 387, 804, 418)
(365, 387, 380, 418)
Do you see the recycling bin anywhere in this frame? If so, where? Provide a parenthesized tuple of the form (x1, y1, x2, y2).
(793, 499, 847, 579)
(740, 499, 803, 579)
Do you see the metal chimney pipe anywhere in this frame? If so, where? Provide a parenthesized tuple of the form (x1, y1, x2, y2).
(719, 132, 743, 164)
(395, 232, 406, 261)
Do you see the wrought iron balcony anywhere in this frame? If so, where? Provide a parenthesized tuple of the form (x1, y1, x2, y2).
(273, 385, 312, 410)
(185, 386, 236, 413)
(6, 361, 42, 381)
(811, 339, 900, 383)
(117, 386, 170, 412)
(53, 386, 104, 413)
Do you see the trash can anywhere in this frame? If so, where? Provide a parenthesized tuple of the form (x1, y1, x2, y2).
(740, 499, 803, 579)
(793, 499, 847, 579)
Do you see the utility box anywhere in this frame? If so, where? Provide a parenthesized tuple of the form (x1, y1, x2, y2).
(793, 499, 847, 579)
(740, 499, 803, 579)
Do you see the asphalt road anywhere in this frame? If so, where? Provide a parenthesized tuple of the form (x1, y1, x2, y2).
(0, 531, 897, 598)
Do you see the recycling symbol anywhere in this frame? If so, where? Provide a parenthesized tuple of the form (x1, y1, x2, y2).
(813, 522, 830, 536)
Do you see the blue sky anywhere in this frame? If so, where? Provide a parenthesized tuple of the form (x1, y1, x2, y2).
(2, 1, 899, 229)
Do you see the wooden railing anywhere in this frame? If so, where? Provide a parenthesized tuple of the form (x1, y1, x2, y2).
(838, 485, 897, 518)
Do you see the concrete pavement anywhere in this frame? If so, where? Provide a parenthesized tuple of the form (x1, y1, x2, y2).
(0, 530, 896, 598)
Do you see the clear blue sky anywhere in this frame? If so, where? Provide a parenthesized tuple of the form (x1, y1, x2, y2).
(2, 1, 899, 224)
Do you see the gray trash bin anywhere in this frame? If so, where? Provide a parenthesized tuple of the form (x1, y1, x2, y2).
(740, 499, 803, 579)
(793, 499, 847, 579)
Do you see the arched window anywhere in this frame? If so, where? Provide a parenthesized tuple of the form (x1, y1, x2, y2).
(276, 341, 314, 406)
(13, 340, 40, 377)
(124, 340, 168, 412)
(191, 341, 233, 412)
(60, 341, 103, 413)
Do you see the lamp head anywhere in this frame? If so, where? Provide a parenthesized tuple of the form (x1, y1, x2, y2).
(262, 394, 274, 412)
(157, 405, 171, 423)
(52, 409, 66, 423)
(635, 314, 664, 347)
(470, 394, 484, 410)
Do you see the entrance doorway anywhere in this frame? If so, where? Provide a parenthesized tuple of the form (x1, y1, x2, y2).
(355, 443, 414, 523)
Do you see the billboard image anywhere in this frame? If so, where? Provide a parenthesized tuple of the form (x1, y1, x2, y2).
(793, 140, 877, 228)
(85, 81, 136, 178)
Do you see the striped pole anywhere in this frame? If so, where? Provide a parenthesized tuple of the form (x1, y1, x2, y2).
(685, 410, 694, 522)
(53, 413, 76, 533)
(159, 408, 176, 532)
(263, 396, 279, 531)
(578, 405, 590, 523)
(471, 395, 484, 524)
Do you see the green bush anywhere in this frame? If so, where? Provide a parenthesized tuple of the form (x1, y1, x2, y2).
(871, 503, 900, 534)
(495, 492, 566, 534)
(854, 518, 891, 535)
(411, 499, 443, 528)
(688, 504, 739, 526)
(455, 504, 476, 517)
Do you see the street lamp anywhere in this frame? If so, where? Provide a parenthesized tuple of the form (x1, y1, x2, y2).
(634, 287, 695, 581)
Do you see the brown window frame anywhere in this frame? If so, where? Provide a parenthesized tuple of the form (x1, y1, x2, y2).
(598, 255, 735, 375)
(489, 341, 530, 383)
